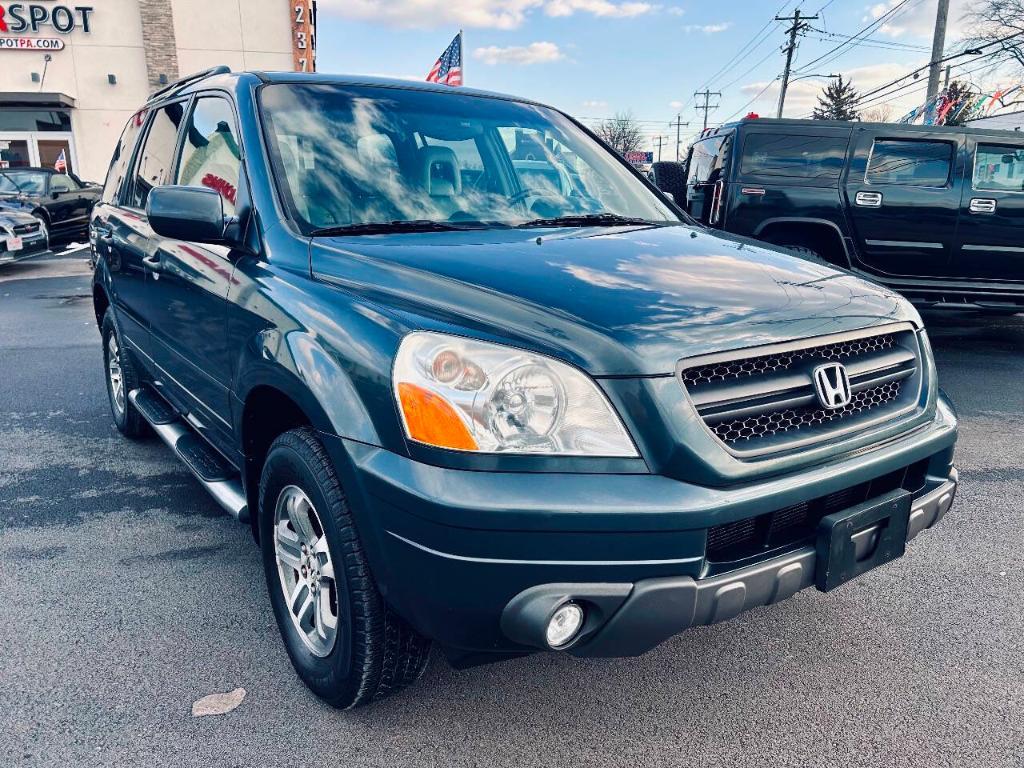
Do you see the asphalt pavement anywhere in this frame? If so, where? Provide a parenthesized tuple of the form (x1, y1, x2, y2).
(1, 250, 1022, 767)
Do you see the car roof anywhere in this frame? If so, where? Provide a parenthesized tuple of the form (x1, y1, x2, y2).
(700, 116, 1024, 141)
(153, 68, 548, 110)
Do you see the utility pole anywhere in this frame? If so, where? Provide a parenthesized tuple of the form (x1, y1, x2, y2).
(694, 89, 721, 131)
(669, 113, 690, 160)
(775, 9, 817, 118)
(943, 64, 952, 91)
(652, 135, 670, 162)
(925, 0, 951, 118)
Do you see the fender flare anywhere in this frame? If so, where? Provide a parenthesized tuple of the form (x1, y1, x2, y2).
(752, 216, 854, 268)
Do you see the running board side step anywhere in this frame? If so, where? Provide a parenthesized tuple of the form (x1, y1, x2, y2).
(128, 388, 249, 523)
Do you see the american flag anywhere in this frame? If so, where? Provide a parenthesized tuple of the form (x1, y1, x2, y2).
(426, 32, 462, 87)
(54, 148, 67, 173)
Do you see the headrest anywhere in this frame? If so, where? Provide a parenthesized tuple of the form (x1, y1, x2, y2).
(419, 145, 461, 196)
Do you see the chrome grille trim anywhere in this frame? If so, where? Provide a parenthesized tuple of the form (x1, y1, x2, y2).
(677, 323, 924, 458)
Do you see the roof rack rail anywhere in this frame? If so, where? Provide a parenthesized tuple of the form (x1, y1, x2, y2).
(149, 65, 231, 101)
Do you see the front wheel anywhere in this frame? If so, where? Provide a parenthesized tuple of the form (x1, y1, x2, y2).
(258, 427, 430, 708)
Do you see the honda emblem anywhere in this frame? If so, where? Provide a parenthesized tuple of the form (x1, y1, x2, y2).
(812, 362, 853, 409)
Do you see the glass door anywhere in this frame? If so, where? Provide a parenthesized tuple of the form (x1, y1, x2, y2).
(0, 137, 35, 169)
(37, 138, 75, 175)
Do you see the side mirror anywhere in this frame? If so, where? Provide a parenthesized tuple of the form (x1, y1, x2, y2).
(650, 161, 687, 206)
(51, 191, 61, 199)
(147, 185, 226, 243)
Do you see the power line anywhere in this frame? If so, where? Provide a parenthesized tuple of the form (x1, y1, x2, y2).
(720, 76, 781, 123)
(776, 8, 818, 118)
(694, 88, 721, 130)
(795, 0, 918, 75)
(669, 114, 690, 161)
(698, 2, 789, 92)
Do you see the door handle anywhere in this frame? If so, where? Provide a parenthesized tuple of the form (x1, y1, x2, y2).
(855, 191, 883, 208)
(969, 198, 997, 214)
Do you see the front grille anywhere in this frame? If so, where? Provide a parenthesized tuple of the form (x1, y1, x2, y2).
(705, 460, 928, 565)
(682, 333, 897, 388)
(12, 222, 40, 236)
(679, 325, 922, 455)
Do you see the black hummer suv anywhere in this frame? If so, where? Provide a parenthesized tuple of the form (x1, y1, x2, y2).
(91, 69, 958, 708)
(657, 118, 1024, 313)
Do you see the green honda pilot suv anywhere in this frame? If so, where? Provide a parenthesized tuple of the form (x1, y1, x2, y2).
(90, 67, 958, 708)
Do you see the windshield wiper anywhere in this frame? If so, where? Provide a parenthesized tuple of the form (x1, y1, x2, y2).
(310, 219, 497, 236)
(515, 213, 664, 229)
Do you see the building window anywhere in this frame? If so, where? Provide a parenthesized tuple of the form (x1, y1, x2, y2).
(176, 98, 242, 216)
(866, 139, 953, 187)
(0, 110, 72, 133)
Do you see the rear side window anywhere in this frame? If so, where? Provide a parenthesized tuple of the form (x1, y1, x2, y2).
(686, 135, 729, 185)
(740, 133, 848, 179)
(130, 102, 186, 209)
(866, 139, 953, 187)
(176, 97, 242, 216)
(102, 111, 147, 204)
(973, 144, 1024, 191)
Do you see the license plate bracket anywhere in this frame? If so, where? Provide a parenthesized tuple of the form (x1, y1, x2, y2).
(815, 489, 911, 592)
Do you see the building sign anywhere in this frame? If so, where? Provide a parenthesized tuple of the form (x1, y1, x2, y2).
(624, 151, 654, 165)
(291, 0, 316, 72)
(0, 5, 94, 34)
(0, 36, 65, 49)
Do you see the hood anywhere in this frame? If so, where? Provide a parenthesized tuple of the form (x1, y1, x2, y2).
(0, 208, 41, 227)
(311, 224, 918, 376)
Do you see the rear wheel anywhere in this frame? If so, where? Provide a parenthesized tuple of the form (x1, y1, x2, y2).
(259, 427, 430, 708)
(101, 308, 147, 438)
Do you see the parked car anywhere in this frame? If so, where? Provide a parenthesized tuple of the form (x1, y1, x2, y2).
(91, 68, 959, 708)
(0, 167, 100, 243)
(0, 208, 49, 265)
(657, 118, 1024, 313)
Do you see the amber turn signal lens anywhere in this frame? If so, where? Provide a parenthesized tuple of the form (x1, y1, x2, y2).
(398, 382, 479, 451)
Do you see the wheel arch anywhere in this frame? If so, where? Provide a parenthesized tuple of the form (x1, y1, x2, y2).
(92, 282, 111, 329)
(754, 217, 852, 268)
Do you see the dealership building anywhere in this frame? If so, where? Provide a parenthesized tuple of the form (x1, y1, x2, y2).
(0, 0, 316, 181)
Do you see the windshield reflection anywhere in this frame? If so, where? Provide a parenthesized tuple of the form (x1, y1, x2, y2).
(259, 83, 679, 234)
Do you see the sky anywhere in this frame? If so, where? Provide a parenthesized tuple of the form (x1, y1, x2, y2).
(314, 0, 1019, 155)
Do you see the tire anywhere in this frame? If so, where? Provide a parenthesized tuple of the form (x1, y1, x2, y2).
(101, 307, 148, 438)
(258, 427, 430, 709)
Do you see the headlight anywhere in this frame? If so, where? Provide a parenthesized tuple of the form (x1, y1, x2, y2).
(393, 332, 638, 457)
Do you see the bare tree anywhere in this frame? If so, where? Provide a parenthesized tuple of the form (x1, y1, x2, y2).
(964, 0, 1024, 73)
(861, 104, 896, 123)
(594, 112, 645, 156)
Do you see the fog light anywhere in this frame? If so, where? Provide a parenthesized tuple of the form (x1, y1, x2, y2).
(546, 602, 584, 648)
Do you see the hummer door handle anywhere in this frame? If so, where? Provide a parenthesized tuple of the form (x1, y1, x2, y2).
(855, 191, 883, 208)
(969, 198, 997, 214)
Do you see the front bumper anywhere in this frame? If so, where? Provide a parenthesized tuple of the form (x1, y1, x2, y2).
(502, 469, 956, 657)
(327, 394, 958, 658)
(0, 234, 49, 264)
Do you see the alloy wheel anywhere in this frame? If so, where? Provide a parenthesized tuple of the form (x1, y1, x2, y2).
(107, 334, 125, 417)
(273, 485, 339, 657)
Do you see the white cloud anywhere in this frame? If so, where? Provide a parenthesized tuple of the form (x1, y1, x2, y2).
(683, 22, 732, 34)
(583, 99, 609, 107)
(666, 6, 685, 16)
(865, 0, 971, 40)
(474, 41, 565, 65)
(546, 0, 653, 17)
(319, 0, 653, 29)
(669, 99, 685, 108)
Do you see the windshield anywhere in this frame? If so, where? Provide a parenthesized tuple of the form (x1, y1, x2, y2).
(258, 83, 680, 233)
(0, 171, 47, 195)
